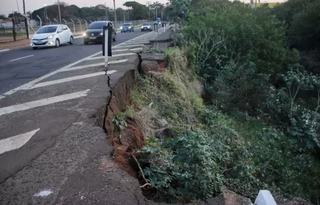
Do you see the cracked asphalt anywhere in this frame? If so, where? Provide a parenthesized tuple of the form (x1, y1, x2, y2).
(0, 27, 167, 204)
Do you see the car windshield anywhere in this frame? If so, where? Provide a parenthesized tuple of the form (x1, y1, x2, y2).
(36, 26, 58, 34)
(122, 24, 131, 26)
(88, 22, 107, 29)
(143, 23, 150, 26)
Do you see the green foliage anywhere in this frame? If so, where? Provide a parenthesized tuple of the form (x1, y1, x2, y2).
(167, 0, 192, 22)
(211, 60, 270, 113)
(139, 107, 320, 203)
(288, 1, 320, 50)
(272, 0, 320, 51)
(112, 114, 127, 131)
(184, 1, 286, 78)
(123, 1, 149, 20)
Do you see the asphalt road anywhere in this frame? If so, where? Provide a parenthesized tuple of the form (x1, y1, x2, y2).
(0, 30, 145, 94)
(0, 26, 169, 204)
(0, 28, 161, 183)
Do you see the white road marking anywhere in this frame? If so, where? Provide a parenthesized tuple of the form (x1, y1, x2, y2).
(74, 36, 83, 39)
(34, 189, 53, 197)
(31, 71, 117, 89)
(113, 48, 143, 52)
(0, 89, 90, 116)
(61, 59, 128, 72)
(0, 52, 100, 100)
(0, 29, 162, 100)
(89, 53, 136, 60)
(9, 55, 34, 62)
(114, 44, 145, 48)
(0, 49, 11, 53)
(0, 128, 40, 155)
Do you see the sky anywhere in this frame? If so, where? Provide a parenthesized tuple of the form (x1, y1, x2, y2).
(0, 0, 169, 16)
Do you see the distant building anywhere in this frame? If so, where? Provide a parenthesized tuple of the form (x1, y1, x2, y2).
(0, 19, 13, 28)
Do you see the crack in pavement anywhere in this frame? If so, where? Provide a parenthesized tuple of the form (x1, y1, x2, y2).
(103, 64, 113, 133)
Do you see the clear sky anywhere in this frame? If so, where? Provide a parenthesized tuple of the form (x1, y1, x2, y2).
(0, 0, 169, 16)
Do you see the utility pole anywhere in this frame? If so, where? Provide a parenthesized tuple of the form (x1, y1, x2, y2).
(113, 0, 117, 28)
(22, 0, 29, 39)
(105, 2, 108, 20)
(57, 0, 61, 24)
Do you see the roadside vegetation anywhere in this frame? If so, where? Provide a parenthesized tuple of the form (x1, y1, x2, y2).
(121, 0, 320, 204)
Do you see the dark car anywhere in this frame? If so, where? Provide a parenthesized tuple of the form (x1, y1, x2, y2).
(83, 21, 116, 45)
(120, 23, 134, 33)
(141, 23, 152, 32)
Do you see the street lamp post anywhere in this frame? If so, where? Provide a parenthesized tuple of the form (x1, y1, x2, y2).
(57, 0, 62, 24)
(113, 0, 117, 28)
(44, 4, 48, 24)
(22, 0, 29, 39)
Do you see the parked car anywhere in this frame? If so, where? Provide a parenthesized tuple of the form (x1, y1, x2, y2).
(120, 23, 134, 33)
(83, 21, 116, 45)
(141, 22, 152, 32)
(30, 25, 73, 49)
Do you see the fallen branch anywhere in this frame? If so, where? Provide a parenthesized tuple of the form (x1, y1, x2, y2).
(140, 183, 152, 188)
(131, 153, 149, 184)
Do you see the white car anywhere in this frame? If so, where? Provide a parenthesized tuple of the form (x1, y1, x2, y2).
(31, 25, 74, 49)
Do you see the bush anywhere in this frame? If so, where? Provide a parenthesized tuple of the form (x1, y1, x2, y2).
(272, 0, 320, 51)
(184, 1, 286, 78)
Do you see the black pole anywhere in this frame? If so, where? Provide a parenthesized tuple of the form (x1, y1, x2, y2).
(12, 18, 16, 41)
(23, 0, 29, 39)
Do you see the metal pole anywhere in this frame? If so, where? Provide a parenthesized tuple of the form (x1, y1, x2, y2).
(46, 17, 51, 25)
(105, 2, 108, 20)
(113, 0, 117, 29)
(57, 0, 62, 24)
(23, 0, 29, 39)
(104, 27, 109, 67)
(255, 0, 257, 10)
(77, 19, 82, 33)
(70, 19, 75, 32)
(62, 18, 67, 25)
(37, 15, 42, 27)
(53, 18, 58, 24)
(44, 4, 47, 24)
(12, 18, 16, 41)
(84, 20, 88, 29)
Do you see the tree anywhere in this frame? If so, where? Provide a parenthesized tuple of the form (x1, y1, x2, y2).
(8, 12, 23, 18)
(123, 1, 149, 20)
(0, 14, 6, 19)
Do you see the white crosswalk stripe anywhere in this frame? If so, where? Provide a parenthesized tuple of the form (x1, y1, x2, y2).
(0, 89, 90, 116)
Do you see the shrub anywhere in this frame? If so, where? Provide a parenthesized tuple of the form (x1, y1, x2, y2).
(184, 1, 287, 78)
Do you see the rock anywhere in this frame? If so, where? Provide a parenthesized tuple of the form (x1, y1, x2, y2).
(148, 71, 164, 80)
(141, 61, 163, 76)
(156, 118, 168, 128)
(223, 190, 252, 205)
(156, 128, 174, 139)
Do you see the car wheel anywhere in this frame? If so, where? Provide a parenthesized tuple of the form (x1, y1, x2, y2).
(55, 39, 60, 48)
(84, 41, 89, 45)
(33, 47, 38, 50)
(69, 36, 74, 45)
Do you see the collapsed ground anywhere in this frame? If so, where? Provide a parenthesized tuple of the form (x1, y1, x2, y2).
(102, 0, 320, 204)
